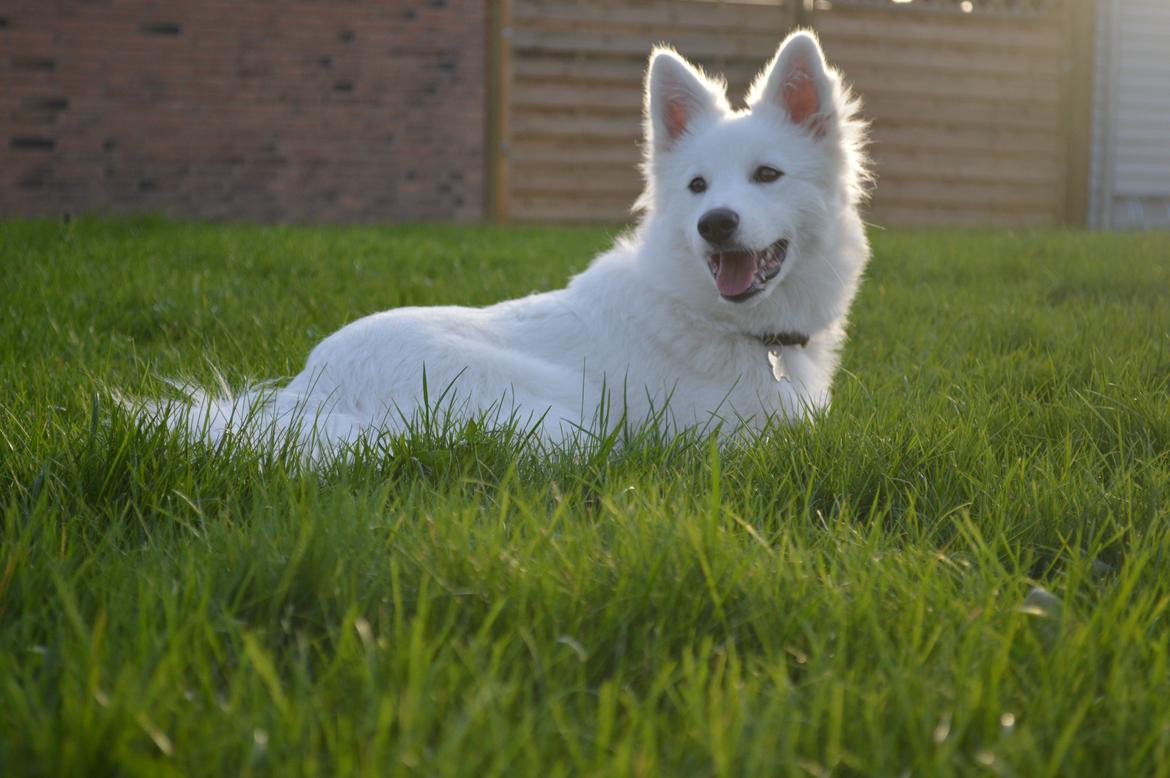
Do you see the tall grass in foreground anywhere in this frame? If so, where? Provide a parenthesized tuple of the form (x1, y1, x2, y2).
(1, 218, 1169, 776)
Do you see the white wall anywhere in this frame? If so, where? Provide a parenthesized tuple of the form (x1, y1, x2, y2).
(1090, 0, 1170, 229)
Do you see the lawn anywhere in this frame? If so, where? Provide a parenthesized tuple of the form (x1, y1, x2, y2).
(1, 217, 1169, 776)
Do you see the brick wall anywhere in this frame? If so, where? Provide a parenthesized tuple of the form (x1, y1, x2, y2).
(0, 1, 486, 223)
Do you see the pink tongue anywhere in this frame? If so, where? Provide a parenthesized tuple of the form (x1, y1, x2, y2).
(715, 251, 757, 297)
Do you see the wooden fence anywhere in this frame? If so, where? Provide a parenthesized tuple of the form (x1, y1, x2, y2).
(488, 0, 1094, 228)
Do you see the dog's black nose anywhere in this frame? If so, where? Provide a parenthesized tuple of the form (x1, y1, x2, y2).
(697, 208, 739, 245)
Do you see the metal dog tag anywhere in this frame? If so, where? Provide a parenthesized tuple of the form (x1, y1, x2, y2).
(767, 348, 788, 381)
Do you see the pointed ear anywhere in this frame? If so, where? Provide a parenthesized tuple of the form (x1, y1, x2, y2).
(748, 31, 835, 137)
(645, 48, 726, 152)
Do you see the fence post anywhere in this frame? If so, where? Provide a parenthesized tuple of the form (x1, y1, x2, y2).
(794, 0, 812, 31)
(1064, 0, 1096, 227)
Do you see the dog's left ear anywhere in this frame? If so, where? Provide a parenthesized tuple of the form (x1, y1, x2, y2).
(748, 31, 835, 138)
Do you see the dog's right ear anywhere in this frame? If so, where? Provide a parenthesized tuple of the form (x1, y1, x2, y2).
(645, 48, 726, 153)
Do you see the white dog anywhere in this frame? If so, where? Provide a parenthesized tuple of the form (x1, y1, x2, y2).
(161, 31, 870, 454)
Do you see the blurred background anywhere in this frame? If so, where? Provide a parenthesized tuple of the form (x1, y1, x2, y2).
(1, 0, 1166, 230)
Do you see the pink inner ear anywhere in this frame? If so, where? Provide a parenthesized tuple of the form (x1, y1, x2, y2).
(665, 98, 690, 140)
(783, 64, 820, 125)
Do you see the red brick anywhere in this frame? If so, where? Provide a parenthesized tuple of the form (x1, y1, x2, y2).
(0, 0, 486, 222)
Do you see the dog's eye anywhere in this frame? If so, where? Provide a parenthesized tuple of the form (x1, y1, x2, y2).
(752, 166, 784, 184)
(688, 177, 707, 194)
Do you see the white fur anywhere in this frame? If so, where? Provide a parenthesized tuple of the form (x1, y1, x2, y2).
(154, 31, 871, 456)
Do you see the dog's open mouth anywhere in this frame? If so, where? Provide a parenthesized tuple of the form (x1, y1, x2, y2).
(706, 238, 788, 302)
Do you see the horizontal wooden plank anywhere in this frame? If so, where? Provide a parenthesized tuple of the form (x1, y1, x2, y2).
(513, 56, 764, 91)
(866, 203, 1060, 228)
(509, 194, 637, 224)
(869, 124, 1065, 158)
(858, 94, 1063, 132)
(846, 68, 1063, 106)
(511, 167, 642, 197)
(815, 9, 1064, 52)
(513, 0, 794, 33)
(870, 177, 1061, 210)
(510, 27, 782, 60)
(823, 38, 1064, 78)
(511, 82, 648, 114)
(512, 112, 641, 140)
(871, 150, 1063, 186)
(511, 142, 644, 166)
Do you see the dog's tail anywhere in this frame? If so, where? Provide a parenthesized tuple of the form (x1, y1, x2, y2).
(128, 373, 367, 460)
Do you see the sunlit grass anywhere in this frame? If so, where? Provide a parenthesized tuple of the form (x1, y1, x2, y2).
(2, 217, 1169, 776)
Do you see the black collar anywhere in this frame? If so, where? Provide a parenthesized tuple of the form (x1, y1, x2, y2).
(757, 332, 809, 348)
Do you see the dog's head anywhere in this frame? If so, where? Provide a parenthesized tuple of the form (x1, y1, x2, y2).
(637, 32, 867, 318)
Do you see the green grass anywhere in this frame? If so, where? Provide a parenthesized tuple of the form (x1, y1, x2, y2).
(2, 217, 1170, 777)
